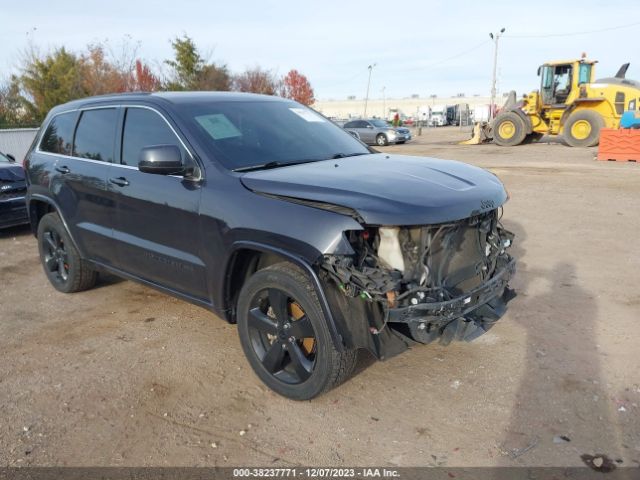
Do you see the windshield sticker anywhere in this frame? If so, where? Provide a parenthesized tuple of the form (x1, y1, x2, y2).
(289, 108, 325, 123)
(195, 114, 242, 140)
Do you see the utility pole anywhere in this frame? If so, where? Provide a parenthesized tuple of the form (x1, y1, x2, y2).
(489, 28, 505, 121)
(381, 86, 386, 119)
(363, 63, 376, 118)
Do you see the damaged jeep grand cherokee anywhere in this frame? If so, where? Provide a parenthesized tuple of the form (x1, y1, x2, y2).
(25, 92, 515, 400)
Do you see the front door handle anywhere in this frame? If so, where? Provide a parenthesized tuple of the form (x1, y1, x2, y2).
(109, 176, 130, 187)
(55, 165, 70, 174)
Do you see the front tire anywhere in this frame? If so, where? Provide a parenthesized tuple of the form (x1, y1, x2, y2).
(493, 112, 527, 146)
(37, 212, 97, 293)
(564, 110, 603, 147)
(237, 263, 357, 400)
(376, 134, 388, 146)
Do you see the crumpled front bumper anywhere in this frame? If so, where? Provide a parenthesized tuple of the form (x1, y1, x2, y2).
(388, 258, 516, 345)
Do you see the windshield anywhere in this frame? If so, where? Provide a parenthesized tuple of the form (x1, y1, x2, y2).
(0, 152, 11, 163)
(370, 119, 391, 128)
(178, 100, 370, 170)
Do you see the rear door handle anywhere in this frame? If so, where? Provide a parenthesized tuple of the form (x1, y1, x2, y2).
(55, 165, 70, 174)
(109, 176, 130, 187)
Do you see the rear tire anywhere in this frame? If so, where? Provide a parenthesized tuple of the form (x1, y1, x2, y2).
(493, 112, 527, 146)
(237, 262, 357, 400)
(564, 110, 603, 147)
(376, 134, 388, 146)
(37, 212, 97, 293)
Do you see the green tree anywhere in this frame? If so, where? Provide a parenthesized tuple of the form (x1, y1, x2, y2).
(19, 47, 87, 122)
(0, 76, 37, 127)
(164, 35, 230, 91)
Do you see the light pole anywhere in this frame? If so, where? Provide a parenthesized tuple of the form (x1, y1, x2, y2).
(489, 28, 505, 121)
(381, 86, 386, 119)
(363, 63, 376, 118)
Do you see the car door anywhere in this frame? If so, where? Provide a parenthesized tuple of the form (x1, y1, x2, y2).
(357, 120, 375, 144)
(108, 106, 208, 300)
(343, 121, 359, 140)
(40, 108, 119, 265)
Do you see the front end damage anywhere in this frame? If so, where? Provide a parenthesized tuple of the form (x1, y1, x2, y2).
(320, 209, 515, 359)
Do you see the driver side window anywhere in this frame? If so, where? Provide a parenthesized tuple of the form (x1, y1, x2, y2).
(121, 108, 187, 167)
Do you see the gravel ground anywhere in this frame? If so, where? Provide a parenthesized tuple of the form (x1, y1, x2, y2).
(0, 127, 639, 468)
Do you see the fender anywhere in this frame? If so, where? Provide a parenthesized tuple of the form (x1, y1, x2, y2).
(26, 193, 82, 253)
(511, 107, 534, 134)
(224, 240, 345, 351)
(559, 98, 607, 127)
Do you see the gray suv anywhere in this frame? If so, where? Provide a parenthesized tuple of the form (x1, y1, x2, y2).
(344, 119, 411, 146)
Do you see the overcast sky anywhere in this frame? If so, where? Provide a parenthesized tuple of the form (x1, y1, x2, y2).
(2, 0, 639, 100)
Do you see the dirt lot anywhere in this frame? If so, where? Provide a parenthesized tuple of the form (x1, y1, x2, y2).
(1, 127, 639, 468)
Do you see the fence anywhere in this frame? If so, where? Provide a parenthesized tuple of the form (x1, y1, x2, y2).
(0, 128, 40, 163)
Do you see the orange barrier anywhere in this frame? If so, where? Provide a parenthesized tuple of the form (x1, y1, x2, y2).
(597, 128, 640, 162)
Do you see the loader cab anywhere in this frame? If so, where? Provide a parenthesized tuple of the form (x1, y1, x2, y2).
(538, 60, 595, 106)
(539, 63, 572, 105)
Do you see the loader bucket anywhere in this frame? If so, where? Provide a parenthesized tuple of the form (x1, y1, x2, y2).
(460, 121, 492, 145)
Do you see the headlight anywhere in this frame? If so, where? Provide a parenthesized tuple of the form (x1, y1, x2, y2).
(387, 130, 397, 137)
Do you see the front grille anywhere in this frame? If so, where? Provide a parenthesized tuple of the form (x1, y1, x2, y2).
(0, 188, 26, 201)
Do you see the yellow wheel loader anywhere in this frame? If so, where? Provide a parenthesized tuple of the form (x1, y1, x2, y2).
(465, 57, 640, 147)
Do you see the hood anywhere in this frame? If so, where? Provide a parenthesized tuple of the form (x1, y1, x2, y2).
(240, 154, 508, 225)
(0, 163, 25, 182)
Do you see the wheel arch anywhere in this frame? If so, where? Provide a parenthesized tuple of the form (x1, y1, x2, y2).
(501, 107, 533, 134)
(560, 99, 612, 127)
(27, 194, 85, 258)
(26, 195, 75, 241)
(222, 241, 345, 351)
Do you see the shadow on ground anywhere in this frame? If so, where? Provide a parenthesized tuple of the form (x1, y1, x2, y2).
(498, 221, 621, 468)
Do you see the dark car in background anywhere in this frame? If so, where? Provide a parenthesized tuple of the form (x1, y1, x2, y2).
(0, 151, 28, 229)
(25, 92, 514, 400)
(343, 119, 411, 146)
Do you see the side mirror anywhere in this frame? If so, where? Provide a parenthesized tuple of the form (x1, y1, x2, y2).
(5, 153, 16, 163)
(537, 66, 541, 76)
(348, 130, 360, 139)
(138, 145, 184, 175)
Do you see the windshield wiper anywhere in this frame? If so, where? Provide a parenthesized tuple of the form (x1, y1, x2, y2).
(233, 159, 319, 172)
(331, 152, 369, 159)
(234, 153, 370, 172)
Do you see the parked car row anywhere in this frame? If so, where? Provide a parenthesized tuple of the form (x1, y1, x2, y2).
(0, 151, 28, 229)
(342, 119, 412, 146)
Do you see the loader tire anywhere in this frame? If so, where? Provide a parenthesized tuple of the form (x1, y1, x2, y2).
(564, 110, 604, 147)
(493, 112, 527, 146)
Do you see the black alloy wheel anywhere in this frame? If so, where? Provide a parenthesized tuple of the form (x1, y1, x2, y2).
(237, 263, 357, 400)
(42, 228, 69, 283)
(246, 288, 317, 384)
(37, 212, 97, 293)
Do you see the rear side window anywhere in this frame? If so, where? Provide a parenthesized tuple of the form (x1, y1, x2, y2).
(121, 108, 184, 166)
(40, 112, 76, 155)
(73, 108, 117, 162)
